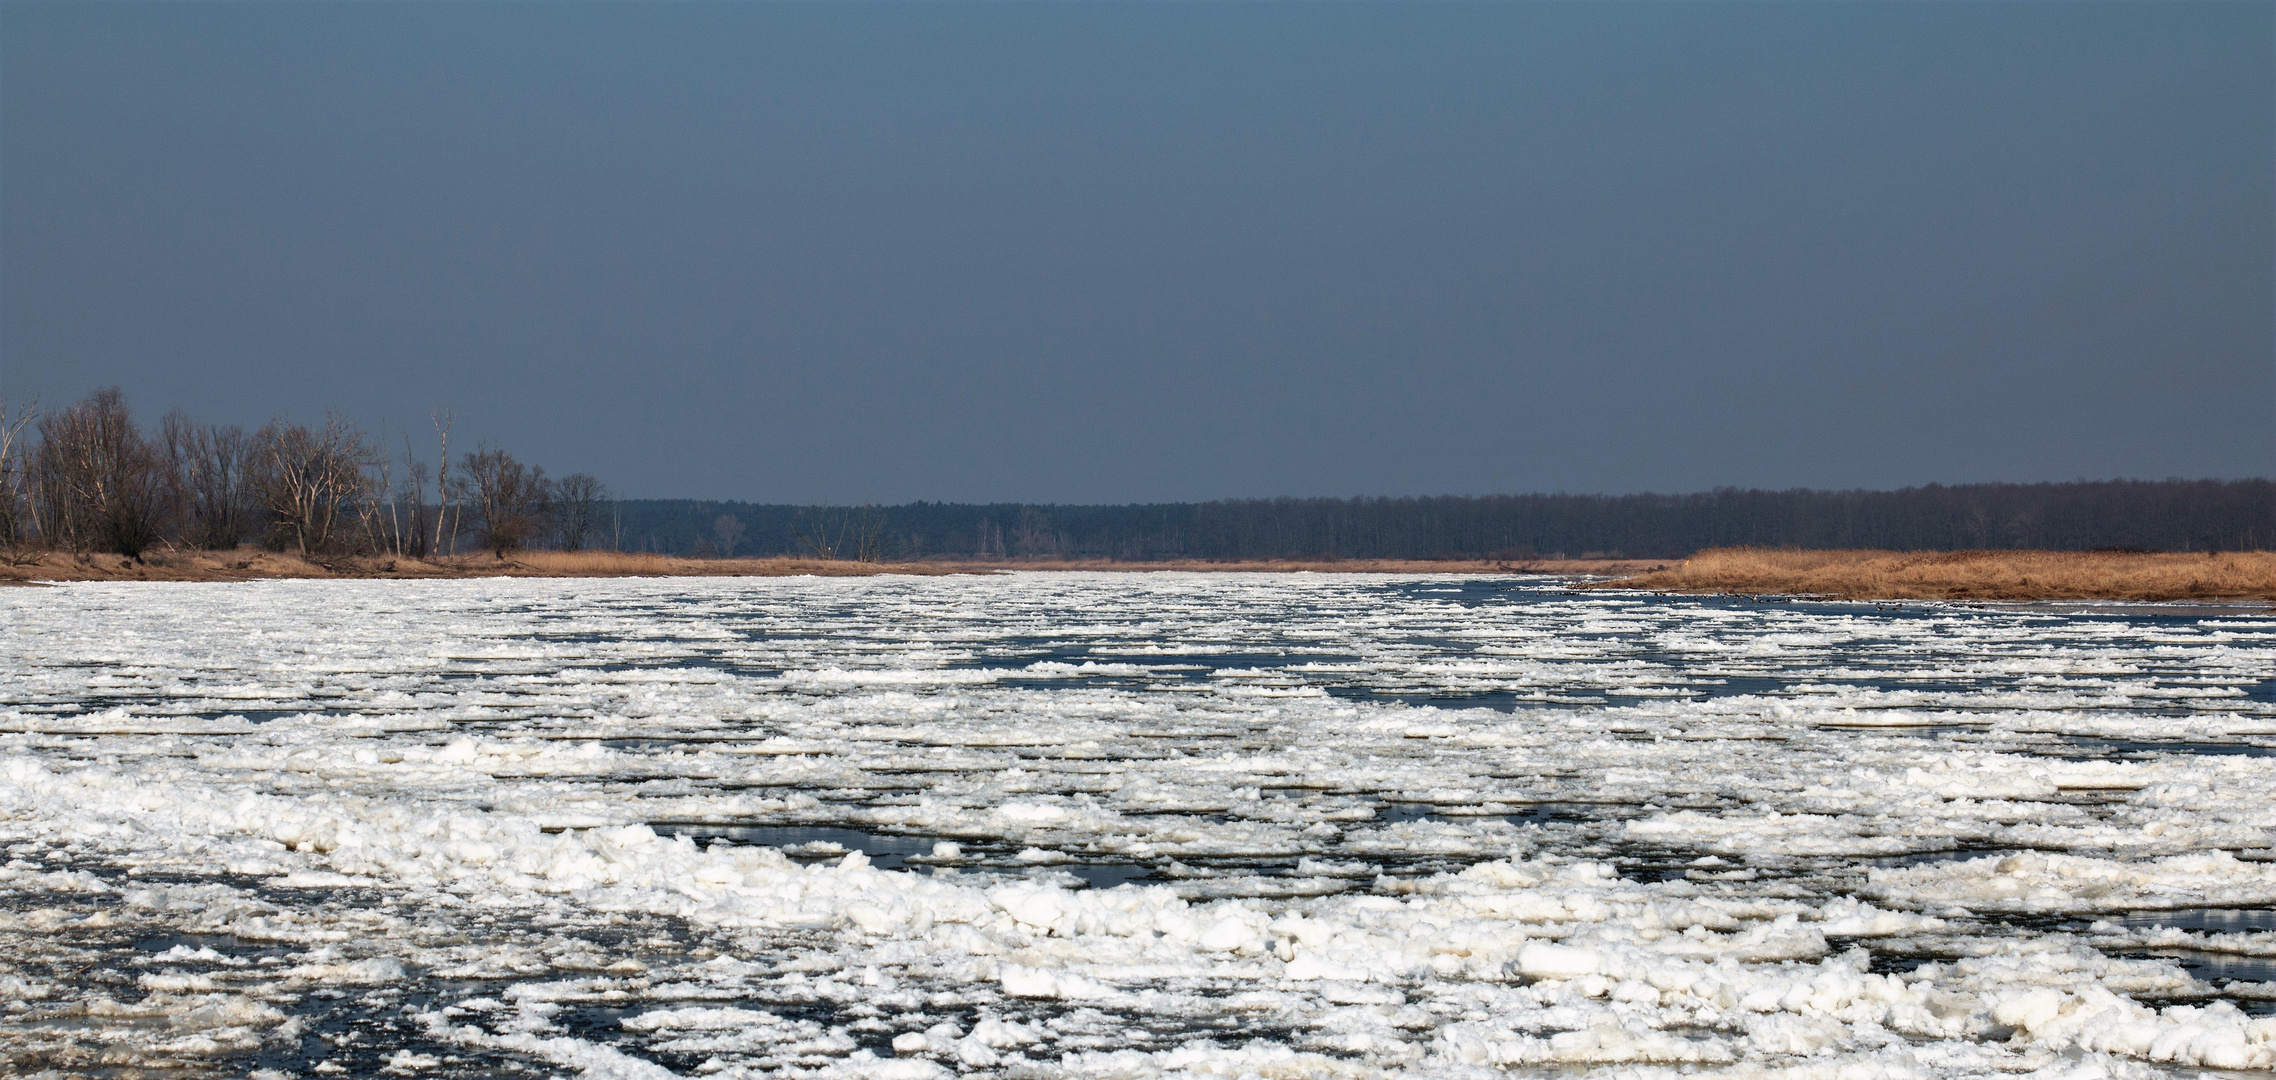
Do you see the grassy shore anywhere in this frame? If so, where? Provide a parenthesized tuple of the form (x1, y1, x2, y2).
(1594, 548, 2276, 602)
(0, 547, 1670, 584)
(18, 545, 2260, 601)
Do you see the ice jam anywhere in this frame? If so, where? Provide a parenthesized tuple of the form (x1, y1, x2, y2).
(2, 574, 2271, 1077)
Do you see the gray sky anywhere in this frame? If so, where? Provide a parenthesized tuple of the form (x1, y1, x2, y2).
(3, 1, 2269, 503)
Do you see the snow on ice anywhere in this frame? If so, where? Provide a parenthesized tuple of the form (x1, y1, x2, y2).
(0, 574, 2272, 1077)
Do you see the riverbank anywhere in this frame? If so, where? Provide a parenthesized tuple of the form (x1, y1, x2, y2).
(17, 545, 2263, 602)
(1592, 547, 2276, 602)
(0, 548, 1670, 583)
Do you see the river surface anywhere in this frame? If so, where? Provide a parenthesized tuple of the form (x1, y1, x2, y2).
(2, 574, 2272, 1077)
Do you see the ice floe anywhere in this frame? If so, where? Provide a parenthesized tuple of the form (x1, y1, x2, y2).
(0, 574, 2270, 1076)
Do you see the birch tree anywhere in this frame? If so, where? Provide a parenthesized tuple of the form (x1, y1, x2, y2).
(713, 513, 745, 558)
(250, 413, 374, 556)
(0, 399, 35, 547)
(430, 408, 455, 556)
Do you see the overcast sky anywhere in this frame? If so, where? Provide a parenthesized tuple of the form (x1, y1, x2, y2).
(3, 1, 2269, 503)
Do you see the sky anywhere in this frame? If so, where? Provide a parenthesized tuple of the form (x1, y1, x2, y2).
(2, 1, 2269, 504)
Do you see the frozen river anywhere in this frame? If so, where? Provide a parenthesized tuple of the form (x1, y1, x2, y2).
(2, 573, 2273, 1078)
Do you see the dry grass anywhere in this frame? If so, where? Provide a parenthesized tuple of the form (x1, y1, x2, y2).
(15, 545, 2260, 599)
(1595, 548, 2276, 602)
(0, 547, 1664, 583)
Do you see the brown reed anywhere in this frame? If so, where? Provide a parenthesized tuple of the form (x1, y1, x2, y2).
(1593, 548, 2276, 602)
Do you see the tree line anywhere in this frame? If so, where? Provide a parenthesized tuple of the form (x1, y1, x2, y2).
(0, 389, 613, 559)
(616, 479, 2273, 561)
(5, 389, 2266, 563)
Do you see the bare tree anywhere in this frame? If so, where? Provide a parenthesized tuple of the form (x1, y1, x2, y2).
(793, 505, 844, 560)
(400, 433, 432, 558)
(159, 411, 253, 550)
(850, 505, 887, 563)
(357, 445, 396, 556)
(0, 399, 35, 547)
(461, 445, 551, 557)
(793, 504, 887, 562)
(555, 473, 610, 552)
(974, 517, 1006, 559)
(430, 408, 455, 557)
(712, 513, 746, 558)
(28, 389, 167, 556)
(250, 413, 375, 556)
(1010, 507, 1061, 557)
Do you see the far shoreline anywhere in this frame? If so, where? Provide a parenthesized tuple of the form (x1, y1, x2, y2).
(5, 547, 2271, 605)
(0, 547, 1669, 585)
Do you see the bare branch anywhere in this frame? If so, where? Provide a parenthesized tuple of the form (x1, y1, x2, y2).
(28, 389, 166, 556)
(460, 444, 552, 558)
(556, 474, 611, 552)
(0, 398, 37, 547)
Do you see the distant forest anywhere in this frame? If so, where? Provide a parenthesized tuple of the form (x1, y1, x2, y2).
(621, 480, 2275, 561)
(6, 390, 2266, 562)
